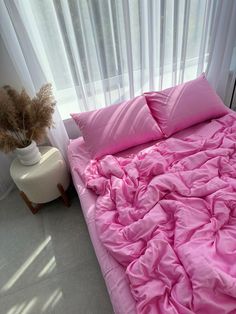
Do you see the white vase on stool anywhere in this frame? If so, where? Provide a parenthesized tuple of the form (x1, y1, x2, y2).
(16, 140, 41, 166)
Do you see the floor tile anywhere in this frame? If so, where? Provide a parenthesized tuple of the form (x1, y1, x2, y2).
(42, 192, 97, 273)
(56, 261, 113, 314)
(0, 276, 65, 314)
(0, 187, 114, 313)
(0, 214, 57, 297)
(0, 188, 29, 220)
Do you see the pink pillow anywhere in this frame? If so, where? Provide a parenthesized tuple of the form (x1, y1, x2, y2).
(71, 96, 163, 159)
(144, 74, 228, 137)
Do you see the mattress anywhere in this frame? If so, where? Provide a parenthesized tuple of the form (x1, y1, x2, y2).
(67, 117, 226, 314)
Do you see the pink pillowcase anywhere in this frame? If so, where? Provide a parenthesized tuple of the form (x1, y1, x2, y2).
(71, 96, 163, 159)
(144, 74, 228, 137)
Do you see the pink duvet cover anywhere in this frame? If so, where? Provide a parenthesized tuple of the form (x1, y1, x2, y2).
(82, 112, 236, 314)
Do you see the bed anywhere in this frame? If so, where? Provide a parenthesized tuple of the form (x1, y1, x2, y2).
(68, 75, 236, 313)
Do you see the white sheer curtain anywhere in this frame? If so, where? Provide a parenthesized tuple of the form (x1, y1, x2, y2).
(206, 0, 236, 106)
(2, 0, 236, 116)
(2, 0, 235, 120)
(0, 0, 236, 199)
(0, 1, 70, 154)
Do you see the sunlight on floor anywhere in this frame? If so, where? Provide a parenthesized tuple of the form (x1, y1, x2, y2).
(3, 288, 63, 313)
(6, 303, 25, 314)
(42, 289, 63, 312)
(6, 297, 37, 314)
(1, 236, 51, 292)
(38, 256, 56, 278)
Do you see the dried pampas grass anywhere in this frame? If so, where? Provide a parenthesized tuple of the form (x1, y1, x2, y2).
(0, 84, 55, 153)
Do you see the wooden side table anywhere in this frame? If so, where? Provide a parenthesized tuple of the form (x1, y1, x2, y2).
(10, 146, 70, 214)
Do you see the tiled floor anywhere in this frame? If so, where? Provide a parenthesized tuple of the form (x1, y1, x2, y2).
(0, 186, 113, 314)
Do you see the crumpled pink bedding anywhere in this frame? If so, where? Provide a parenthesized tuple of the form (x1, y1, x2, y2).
(84, 112, 236, 314)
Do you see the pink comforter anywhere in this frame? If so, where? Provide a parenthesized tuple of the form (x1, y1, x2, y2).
(84, 113, 236, 314)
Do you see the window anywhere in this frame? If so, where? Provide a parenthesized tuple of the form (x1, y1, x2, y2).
(9, 0, 216, 118)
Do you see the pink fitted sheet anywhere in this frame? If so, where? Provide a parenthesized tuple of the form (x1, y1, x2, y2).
(67, 117, 225, 314)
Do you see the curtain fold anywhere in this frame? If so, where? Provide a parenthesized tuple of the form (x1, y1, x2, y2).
(206, 0, 236, 106)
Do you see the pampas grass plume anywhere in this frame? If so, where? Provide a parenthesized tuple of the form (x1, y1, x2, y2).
(0, 84, 55, 153)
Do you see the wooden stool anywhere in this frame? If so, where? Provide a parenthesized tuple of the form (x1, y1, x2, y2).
(10, 146, 70, 214)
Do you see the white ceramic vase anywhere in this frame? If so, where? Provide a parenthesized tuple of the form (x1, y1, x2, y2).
(16, 141, 41, 166)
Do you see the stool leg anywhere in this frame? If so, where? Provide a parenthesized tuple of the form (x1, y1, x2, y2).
(19, 191, 42, 214)
(57, 183, 70, 207)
